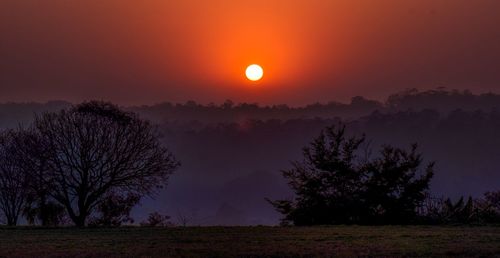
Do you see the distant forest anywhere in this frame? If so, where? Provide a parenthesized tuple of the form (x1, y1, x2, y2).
(3, 88, 500, 127)
(1, 88, 500, 226)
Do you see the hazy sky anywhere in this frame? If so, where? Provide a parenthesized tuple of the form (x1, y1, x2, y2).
(1, 0, 499, 105)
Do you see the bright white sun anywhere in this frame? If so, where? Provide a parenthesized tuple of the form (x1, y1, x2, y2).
(245, 64, 264, 81)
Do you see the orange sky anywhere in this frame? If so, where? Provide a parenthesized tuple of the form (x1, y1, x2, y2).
(1, 0, 499, 105)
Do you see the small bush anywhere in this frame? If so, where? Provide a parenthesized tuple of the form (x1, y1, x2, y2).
(140, 212, 172, 227)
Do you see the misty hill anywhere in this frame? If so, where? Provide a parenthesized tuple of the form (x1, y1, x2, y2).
(1, 89, 500, 225)
(386, 88, 500, 113)
(130, 88, 500, 123)
(3, 89, 500, 128)
(0, 101, 71, 129)
(146, 109, 500, 224)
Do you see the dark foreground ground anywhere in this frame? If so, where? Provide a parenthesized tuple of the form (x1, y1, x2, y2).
(0, 226, 499, 257)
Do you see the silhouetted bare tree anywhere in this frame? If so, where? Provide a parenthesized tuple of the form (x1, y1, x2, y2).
(0, 130, 28, 226)
(8, 128, 64, 226)
(30, 101, 180, 227)
(176, 208, 196, 227)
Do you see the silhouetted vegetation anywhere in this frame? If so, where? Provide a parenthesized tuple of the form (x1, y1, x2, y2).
(0, 130, 27, 226)
(12, 127, 65, 226)
(23, 200, 66, 226)
(420, 191, 500, 224)
(126, 88, 500, 124)
(270, 123, 500, 225)
(140, 212, 172, 227)
(4, 89, 500, 130)
(1, 90, 500, 226)
(0, 101, 180, 227)
(269, 124, 434, 225)
(89, 192, 140, 227)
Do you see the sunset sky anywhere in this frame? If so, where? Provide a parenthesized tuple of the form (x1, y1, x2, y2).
(1, 0, 499, 105)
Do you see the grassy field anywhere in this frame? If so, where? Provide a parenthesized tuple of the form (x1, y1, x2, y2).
(0, 226, 499, 257)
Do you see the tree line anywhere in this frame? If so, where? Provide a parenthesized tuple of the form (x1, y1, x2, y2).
(3, 88, 500, 129)
(0, 101, 499, 227)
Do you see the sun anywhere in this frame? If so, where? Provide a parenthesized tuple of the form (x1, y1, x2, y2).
(245, 64, 264, 81)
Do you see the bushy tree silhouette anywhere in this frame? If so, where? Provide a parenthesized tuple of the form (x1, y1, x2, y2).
(269, 125, 366, 225)
(362, 144, 434, 224)
(140, 212, 171, 227)
(89, 191, 140, 227)
(270, 123, 434, 225)
(23, 200, 66, 226)
(478, 191, 500, 223)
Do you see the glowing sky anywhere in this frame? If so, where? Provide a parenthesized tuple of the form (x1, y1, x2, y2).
(1, 0, 499, 105)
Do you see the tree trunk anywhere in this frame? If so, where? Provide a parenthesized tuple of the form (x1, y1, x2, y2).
(7, 216, 17, 226)
(74, 215, 86, 228)
(64, 202, 88, 227)
(39, 194, 48, 226)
